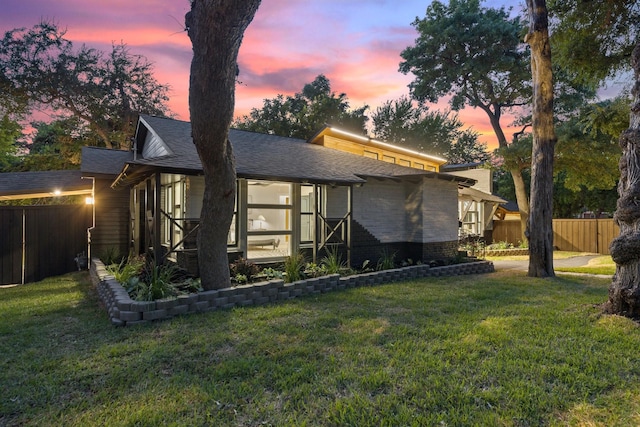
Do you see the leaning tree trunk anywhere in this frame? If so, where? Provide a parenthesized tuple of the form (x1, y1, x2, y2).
(525, 0, 556, 277)
(605, 41, 640, 317)
(186, 0, 261, 290)
(486, 105, 530, 242)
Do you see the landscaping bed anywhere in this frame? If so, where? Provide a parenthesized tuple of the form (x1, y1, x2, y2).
(91, 258, 495, 326)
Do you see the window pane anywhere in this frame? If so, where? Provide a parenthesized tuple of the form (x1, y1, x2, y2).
(248, 208, 291, 231)
(247, 181, 291, 205)
(247, 234, 291, 259)
(228, 214, 236, 245)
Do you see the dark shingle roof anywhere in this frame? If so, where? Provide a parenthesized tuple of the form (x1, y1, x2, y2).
(81, 146, 133, 176)
(122, 115, 470, 185)
(0, 170, 92, 200)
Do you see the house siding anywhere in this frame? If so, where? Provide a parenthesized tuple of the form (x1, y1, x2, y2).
(349, 178, 460, 265)
(141, 129, 169, 159)
(91, 179, 130, 260)
(353, 180, 409, 242)
(422, 178, 459, 243)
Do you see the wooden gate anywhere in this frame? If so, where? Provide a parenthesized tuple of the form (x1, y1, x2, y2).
(0, 205, 92, 285)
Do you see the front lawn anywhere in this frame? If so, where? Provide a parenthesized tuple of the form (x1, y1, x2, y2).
(2, 270, 639, 426)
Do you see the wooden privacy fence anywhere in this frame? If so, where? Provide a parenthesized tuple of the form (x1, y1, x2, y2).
(0, 205, 92, 285)
(492, 219, 620, 255)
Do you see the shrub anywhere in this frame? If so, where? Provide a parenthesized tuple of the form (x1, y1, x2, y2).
(230, 258, 260, 283)
(284, 252, 306, 283)
(377, 248, 397, 271)
(101, 247, 124, 266)
(261, 267, 284, 280)
(320, 246, 346, 274)
(127, 262, 179, 301)
(107, 255, 145, 285)
(304, 262, 327, 278)
(487, 241, 514, 250)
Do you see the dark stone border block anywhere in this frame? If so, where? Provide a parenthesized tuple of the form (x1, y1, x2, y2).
(90, 259, 494, 326)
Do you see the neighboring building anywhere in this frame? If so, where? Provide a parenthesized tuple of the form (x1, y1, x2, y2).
(81, 115, 476, 274)
(494, 200, 520, 222)
(440, 163, 506, 242)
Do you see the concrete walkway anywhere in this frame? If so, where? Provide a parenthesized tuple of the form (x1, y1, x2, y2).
(492, 255, 604, 273)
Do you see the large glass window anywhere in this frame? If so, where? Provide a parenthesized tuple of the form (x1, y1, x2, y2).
(301, 185, 315, 244)
(161, 175, 186, 248)
(247, 181, 292, 259)
(460, 200, 481, 235)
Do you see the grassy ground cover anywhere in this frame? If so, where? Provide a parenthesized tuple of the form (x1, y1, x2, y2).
(1, 269, 639, 426)
(555, 256, 616, 276)
(486, 252, 617, 276)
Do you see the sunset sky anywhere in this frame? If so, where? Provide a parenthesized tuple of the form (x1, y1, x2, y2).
(2, 0, 539, 150)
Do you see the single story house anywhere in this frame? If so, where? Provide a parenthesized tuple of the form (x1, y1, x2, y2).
(81, 115, 477, 274)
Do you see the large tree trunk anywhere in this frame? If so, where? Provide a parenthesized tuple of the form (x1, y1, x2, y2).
(525, 0, 556, 277)
(605, 41, 640, 317)
(186, 0, 261, 290)
(486, 105, 530, 242)
(510, 168, 530, 244)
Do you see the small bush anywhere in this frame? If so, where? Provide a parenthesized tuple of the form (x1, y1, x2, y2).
(261, 267, 284, 280)
(377, 248, 397, 271)
(101, 247, 124, 266)
(304, 262, 327, 278)
(284, 252, 306, 282)
(487, 240, 514, 250)
(127, 262, 179, 301)
(107, 255, 145, 285)
(320, 246, 346, 274)
(230, 258, 260, 283)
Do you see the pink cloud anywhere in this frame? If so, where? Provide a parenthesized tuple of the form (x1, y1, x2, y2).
(1, 0, 521, 152)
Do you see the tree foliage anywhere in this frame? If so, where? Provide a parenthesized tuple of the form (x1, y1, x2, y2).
(13, 119, 85, 171)
(0, 21, 171, 149)
(549, 0, 640, 88)
(371, 96, 488, 163)
(400, 0, 532, 238)
(555, 98, 626, 192)
(399, 0, 531, 131)
(0, 114, 21, 170)
(234, 75, 368, 139)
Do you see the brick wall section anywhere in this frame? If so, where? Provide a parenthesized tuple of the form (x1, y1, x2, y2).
(422, 178, 460, 243)
(485, 248, 529, 257)
(91, 257, 495, 326)
(423, 240, 459, 262)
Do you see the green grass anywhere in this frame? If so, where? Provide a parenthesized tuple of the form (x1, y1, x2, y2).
(555, 255, 616, 276)
(2, 270, 640, 426)
(487, 251, 617, 276)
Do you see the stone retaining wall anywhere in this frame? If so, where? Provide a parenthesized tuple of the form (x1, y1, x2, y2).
(485, 248, 529, 257)
(91, 258, 495, 326)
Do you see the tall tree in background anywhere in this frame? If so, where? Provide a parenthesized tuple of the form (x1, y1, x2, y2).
(0, 22, 171, 149)
(548, 0, 639, 88)
(555, 98, 626, 193)
(234, 75, 368, 139)
(371, 96, 488, 163)
(0, 115, 20, 170)
(525, 0, 556, 277)
(186, 0, 261, 290)
(13, 119, 84, 171)
(400, 0, 532, 239)
(606, 43, 640, 317)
